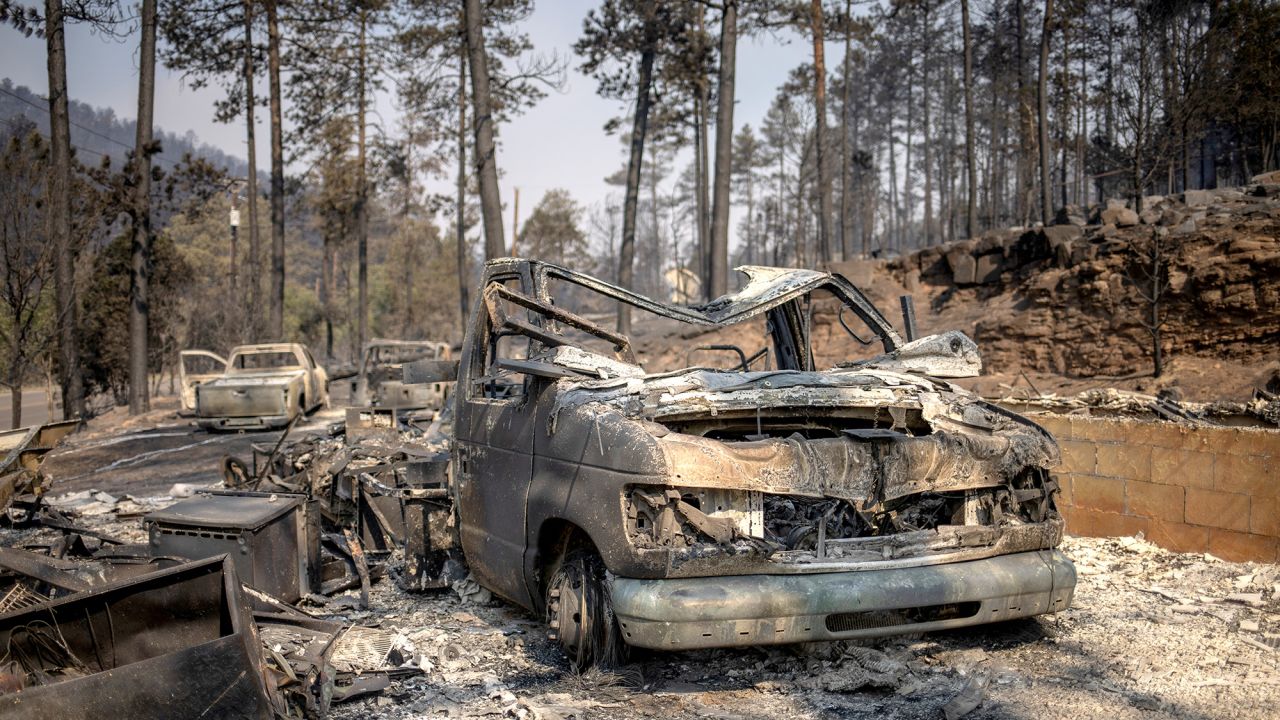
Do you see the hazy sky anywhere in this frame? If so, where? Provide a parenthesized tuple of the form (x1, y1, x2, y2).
(0, 2, 831, 251)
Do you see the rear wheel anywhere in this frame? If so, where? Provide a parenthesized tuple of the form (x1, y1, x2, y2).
(545, 548, 627, 670)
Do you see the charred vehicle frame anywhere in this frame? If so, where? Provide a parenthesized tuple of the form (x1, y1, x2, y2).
(434, 259, 1071, 667)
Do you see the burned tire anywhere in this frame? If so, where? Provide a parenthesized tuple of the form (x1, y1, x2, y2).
(221, 455, 250, 488)
(545, 548, 627, 670)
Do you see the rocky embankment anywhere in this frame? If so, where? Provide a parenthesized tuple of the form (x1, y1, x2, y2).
(888, 181, 1280, 378)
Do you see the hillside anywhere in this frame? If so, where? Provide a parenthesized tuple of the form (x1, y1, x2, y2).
(876, 180, 1280, 403)
(0, 78, 248, 176)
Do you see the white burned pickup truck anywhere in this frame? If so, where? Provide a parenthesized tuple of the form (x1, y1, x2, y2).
(193, 343, 329, 431)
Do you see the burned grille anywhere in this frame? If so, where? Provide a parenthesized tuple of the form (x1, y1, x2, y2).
(825, 602, 981, 633)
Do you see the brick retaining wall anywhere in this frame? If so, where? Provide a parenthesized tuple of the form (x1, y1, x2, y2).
(1032, 414, 1279, 563)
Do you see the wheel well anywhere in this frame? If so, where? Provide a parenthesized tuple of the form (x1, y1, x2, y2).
(535, 519, 596, 608)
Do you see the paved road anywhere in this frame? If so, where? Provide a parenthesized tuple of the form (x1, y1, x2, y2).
(40, 406, 345, 498)
(0, 388, 61, 430)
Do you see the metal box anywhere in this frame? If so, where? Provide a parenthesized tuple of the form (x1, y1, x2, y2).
(145, 491, 318, 602)
(0, 555, 272, 720)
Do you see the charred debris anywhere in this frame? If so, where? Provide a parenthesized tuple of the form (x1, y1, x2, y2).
(0, 260, 1078, 713)
(0, 411, 450, 718)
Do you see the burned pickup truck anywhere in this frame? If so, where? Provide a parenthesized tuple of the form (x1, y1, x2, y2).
(195, 343, 329, 431)
(350, 339, 452, 410)
(422, 259, 1075, 667)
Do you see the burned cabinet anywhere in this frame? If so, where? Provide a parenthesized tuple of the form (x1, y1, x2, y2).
(144, 491, 319, 603)
(454, 270, 537, 606)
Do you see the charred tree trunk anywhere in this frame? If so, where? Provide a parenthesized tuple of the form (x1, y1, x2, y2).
(1038, 0, 1055, 225)
(1059, 20, 1069, 208)
(266, 0, 285, 340)
(456, 48, 470, 329)
(961, 0, 977, 238)
(708, 0, 736, 299)
(810, 0, 833, 264)
(464, 0, 506, 260)
(7, 380, 20, 430)
(355, 8, 369, 351)
(921, 4, 934, 246)
(694, 7, 709, 296)
(839, 0, 852, 259)
(45, 0, 84, 420)
(1016, 0, 1031, 224)
(129, 0, 157, 415)
(617, 8, 658, 335)
(321, 229, 334, 358)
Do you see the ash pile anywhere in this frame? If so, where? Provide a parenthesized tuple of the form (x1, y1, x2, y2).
(0, 409, 463, 719)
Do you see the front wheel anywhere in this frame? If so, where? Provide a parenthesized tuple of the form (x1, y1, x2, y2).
(545, 548, 627, 670)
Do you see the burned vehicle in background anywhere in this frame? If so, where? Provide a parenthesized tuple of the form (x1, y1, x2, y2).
(195, 343, 329, 431)
(444, 259, 1075, 667)
(178, 349, 227, 413)
(350, 339, 452, 410)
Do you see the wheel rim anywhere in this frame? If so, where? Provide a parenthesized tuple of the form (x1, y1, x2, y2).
(548, 565, 589, 667)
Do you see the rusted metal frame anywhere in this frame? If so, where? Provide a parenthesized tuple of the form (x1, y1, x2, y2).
(533, 262, 711, 323)
(253, 413, 301, 486)
(531, 260, 903, 350)
(34, 517, 126, 546)
(631, 490, 739, 546)
(485, 281, 635, 362)
(0, 555, 273, 719)
(341, 528, 371, 609)
(357, 481, 399, 551)
(0, 546, 93, 593)
(683, 344, 750, 370)
(501, 315, 570, 350)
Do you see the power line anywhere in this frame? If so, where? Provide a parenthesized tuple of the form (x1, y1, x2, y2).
(0, 85, 179, 168)
(0, 116, 112, 162)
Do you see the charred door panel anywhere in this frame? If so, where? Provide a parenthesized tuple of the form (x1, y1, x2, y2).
(455, 270, 537, 606)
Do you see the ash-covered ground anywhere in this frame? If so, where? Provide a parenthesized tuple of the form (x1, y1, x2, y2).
(7, 406, 1279, 719)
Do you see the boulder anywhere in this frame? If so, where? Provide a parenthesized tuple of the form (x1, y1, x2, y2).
(1182, 189, 1215, 207)
(975, 253, 1004, 284)
(1159, 208, 1185, 226)
(1252, 170, 1280, 184)
(1054, 205, 1087, 226)
(1100, 206, 1140, 227)
(1043, 223, 1083, 243)
(1139, 208, 1162, 225)
(947, 251, 977, 285)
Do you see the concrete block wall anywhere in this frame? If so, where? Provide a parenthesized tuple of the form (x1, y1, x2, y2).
(1033, 414, 1279, 563)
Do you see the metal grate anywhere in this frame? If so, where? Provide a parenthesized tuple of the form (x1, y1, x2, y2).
(0, 583, 49, 615)
(825, 602, 981, 633)
(329, 626, 401, 673)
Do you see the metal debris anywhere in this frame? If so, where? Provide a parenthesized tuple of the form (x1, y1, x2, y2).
(0, 555, 273, 719)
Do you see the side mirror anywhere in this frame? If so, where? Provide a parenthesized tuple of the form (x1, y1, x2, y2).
(404, 359, 459, 384)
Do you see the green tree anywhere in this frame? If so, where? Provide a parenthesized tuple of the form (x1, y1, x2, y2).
(0, 123, 58, 429)
(81, 232, 190, 403)
(576, 0, 692, 333)
(517, 189, 589, 269)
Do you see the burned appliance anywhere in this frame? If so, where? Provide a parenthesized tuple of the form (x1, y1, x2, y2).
(144, 491, 319, 603)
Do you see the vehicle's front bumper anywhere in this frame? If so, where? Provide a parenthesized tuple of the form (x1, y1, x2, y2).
(197, 414, 292, 431)
(609, 549, 1075, 650)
